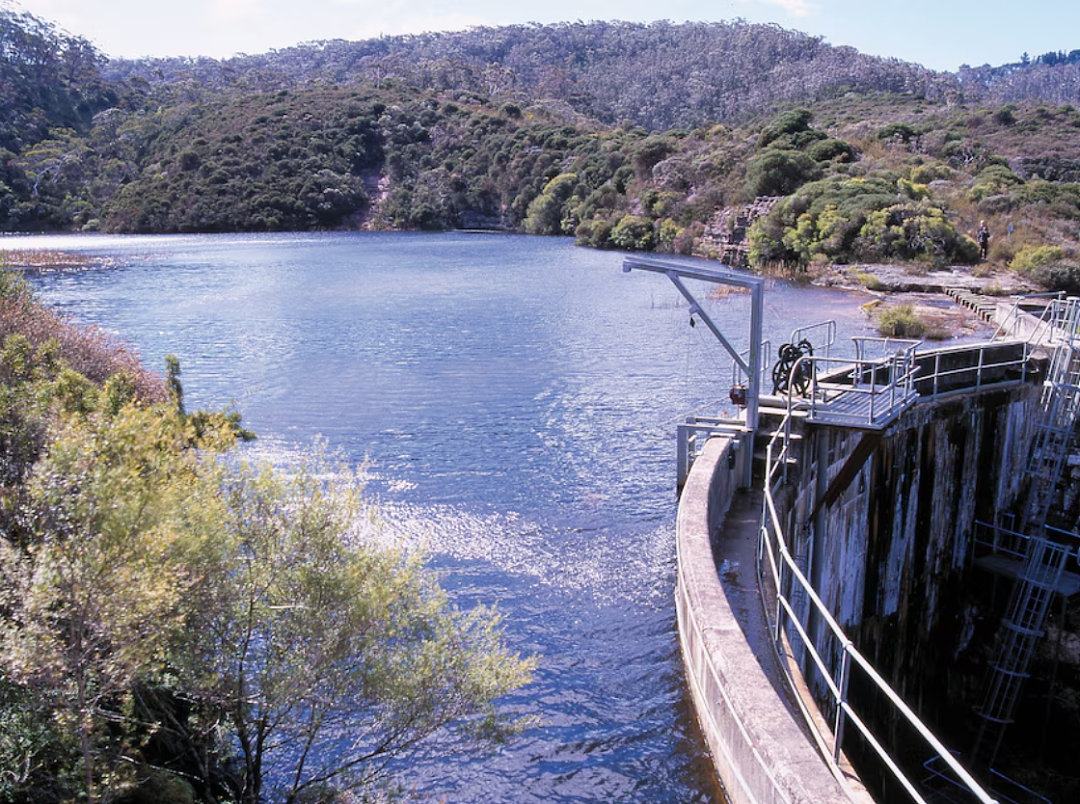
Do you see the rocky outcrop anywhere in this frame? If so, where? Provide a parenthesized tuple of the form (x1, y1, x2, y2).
(698, 197, 782, 266)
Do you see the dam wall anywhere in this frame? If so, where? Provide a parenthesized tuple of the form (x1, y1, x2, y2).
(677, 380, 1044, 803)
(675, 436, 865, 804)
(785, 383, 1041, 744)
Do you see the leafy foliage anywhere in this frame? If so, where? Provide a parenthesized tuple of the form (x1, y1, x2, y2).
(0, 9, 114, 155)
(6, 9, 1080, 289)
(0, 275, 533, 802)
(179, 453, 533, 803)
(876, 304, 926, 338)
(102, 21, 958, 134)
(747, 175, 978, 267)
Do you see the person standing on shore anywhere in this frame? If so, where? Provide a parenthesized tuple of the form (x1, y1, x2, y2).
(976, 220, 990, 261)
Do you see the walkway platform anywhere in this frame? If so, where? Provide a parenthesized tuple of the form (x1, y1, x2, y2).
(676, 436, 869, 804)
(975, 552, 1080, 597)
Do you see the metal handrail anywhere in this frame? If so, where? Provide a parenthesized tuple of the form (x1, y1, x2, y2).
(779, 338, 1030, 426)
(992, 292, 1069, 344)
(751, 337, 1055, 803)
(791, 320, 837, 361)
(784, 349, 920, 428)
(920, 340, 1031, 398)
(852, 335, 922, 363)
(758, 355, 1001, 803)
(732, 340, 771, 389)
(742, 337, 1055, 802)
(757, 478, 999, 804)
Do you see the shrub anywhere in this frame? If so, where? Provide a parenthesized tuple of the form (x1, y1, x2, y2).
(758, 108, 814, 148)
(745, 149, 820, 198)
(632, 135, 677, 179)
(1028, 263, 1080, 294)
(910, 162, 953, 184)
(673, 221, 702, 255)
(877, 122, 920, 143)
(968, 164, 1024, 201)
(748, 212, 796, 265)
(656, 218, 681, 252)
(574, 217, 614, 248)
(610, 214, 656, 251)
(856, 272, 885, 291)
(877, 304, 925, 338)
(523, 172, 578, 235)
(1011, 244, 1066, 273)
(807, 138, 856, 163)
(854, 203, 978, 265)
(993, 105, 1018, 126)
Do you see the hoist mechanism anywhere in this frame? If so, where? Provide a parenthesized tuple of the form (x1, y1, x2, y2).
(771, 339, 814, 396)
(622, 256, 765, 489)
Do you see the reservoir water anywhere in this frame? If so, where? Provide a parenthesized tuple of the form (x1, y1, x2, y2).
(12, 231, 878, 802)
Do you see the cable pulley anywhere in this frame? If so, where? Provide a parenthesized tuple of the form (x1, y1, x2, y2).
(771, 338, 814, 396)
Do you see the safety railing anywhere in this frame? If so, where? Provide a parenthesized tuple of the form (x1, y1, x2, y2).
(923, 753, 1050, 804)
(782, 343, 921, 430)
(974, 519, 1080, 556)
(756, 410, 997, 799)
(914, 340, 1031, 399)
(677, 417, 747, 490)
(747, 336, 1052, 802)
(993, 292, 1076, 348)
(791, 320, 838, 361)
(852, 335, 922, 364)
(757, 433, 999, 804)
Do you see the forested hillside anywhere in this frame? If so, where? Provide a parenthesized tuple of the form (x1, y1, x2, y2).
(102, 20, 955, 133)
(4, 9, 1080, 290)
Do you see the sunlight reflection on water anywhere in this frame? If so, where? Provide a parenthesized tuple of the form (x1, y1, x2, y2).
(24, 232, 886, 802)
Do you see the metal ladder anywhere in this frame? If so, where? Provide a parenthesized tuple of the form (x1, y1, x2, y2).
(1021, 307, 1080, 532)
(972, 297, 1080, 771)
(971, 537, 1069, 770)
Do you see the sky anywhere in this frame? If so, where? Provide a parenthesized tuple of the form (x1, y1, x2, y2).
(5, 0, 1080, 73)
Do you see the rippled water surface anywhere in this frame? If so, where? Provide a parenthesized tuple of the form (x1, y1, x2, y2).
(15, 231, 877, 802)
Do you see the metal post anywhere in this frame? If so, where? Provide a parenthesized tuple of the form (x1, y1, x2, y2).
(834, 647, 851, 762)
(677, 423, 691, 490)
(746, 279, 763, 487)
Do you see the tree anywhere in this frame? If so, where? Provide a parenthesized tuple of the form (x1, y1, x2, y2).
(177, 451, 535, 803)
(744, 148, 820, 198)
(0, 403, 221, 803)
(524, 172, 578, 234)
(0, 277, 532, 802)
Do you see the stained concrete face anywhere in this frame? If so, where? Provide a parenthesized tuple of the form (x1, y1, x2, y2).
(787, 384, 1043, 771)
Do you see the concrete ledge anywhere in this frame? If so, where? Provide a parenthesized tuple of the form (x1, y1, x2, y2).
(676, 436, 861, 804)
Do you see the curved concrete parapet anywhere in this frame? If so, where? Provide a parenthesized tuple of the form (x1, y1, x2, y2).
(676, 435, 862, 804)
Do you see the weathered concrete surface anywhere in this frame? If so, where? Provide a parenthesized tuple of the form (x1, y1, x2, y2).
(676, 436, 866, 804)
(782, 382, 1042, 759)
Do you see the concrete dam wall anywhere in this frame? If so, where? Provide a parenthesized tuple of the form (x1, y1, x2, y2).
(789, 384, 1040, 726)
(677, 378, 1046, 803)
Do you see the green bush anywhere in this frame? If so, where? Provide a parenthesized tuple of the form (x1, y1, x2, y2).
(968, 163, 1024, 202)
(1011, 244, 1066, 272)
(656, 218, 681, 252)
(1028, 263, 1080, 294)
(876, 304, 925, 338)
(747, 212, 795, 265)
(877, 122, 920, 143)
(574, 217, 614, 248)
(909, 162, 953, 184)
(745, 149, 820, 198)
(610, 214, 656, 251)
(854, 203, 978, 265)
(806, 138, 856, 163)
(758, 108, 814, 148)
